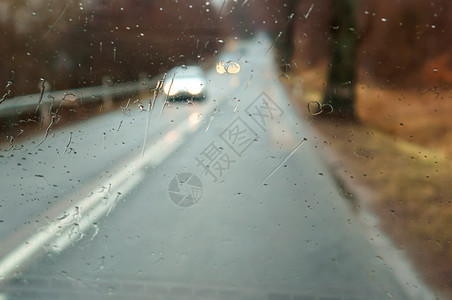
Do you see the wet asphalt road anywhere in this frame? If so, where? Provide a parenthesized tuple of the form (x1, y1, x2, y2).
(0, 34, 432, 300)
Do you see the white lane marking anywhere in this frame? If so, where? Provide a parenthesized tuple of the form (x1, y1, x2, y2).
(50, 171, 145, 253)
(50, 118, 202, 252)
(0, 94, 224, 282)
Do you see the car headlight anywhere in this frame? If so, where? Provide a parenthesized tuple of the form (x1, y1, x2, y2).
(225, 61, 240, 74)
(168, 89, 178, 96)
(164, 83, 178, 96)
(216, 60, 240, 74)
(216, 62, 226, 74)
(187, 84, 203, 95)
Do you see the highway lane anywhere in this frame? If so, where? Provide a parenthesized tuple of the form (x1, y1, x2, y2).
(0, 34, 431, 299)
(0, 95, 193, 238)
(0, 62, 238, 240)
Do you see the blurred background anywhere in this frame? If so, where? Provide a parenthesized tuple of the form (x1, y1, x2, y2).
(1, 0, 452, 297)
(0, 0, 222, 92)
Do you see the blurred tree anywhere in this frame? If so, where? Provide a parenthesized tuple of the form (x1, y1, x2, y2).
(323, 0, 358, 118)
(274, 0, 297, 72)
(0, 0, 222, 95)
(220, 0, 297, 71)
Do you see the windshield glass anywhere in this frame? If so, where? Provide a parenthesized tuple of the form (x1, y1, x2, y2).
(0, 1, 450, 299)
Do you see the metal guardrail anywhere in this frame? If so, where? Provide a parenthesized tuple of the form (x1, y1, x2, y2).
(0, 76, 159, 118)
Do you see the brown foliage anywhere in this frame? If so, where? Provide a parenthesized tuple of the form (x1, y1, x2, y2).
(0, 0, 222, 95)
(292, 0, 452, 88)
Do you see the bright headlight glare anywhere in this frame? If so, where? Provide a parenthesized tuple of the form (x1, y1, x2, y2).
(187, 84, 203, 95)
(216, 62, 226, 74)
(216, 60, 240, 74)
(225, 62, 240, 74)
(164, 83, 178, 96)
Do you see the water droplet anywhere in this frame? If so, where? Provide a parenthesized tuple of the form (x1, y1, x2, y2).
(322, 104, 333, 114)
(224, 61, 240, 74)
(433, 68, 438, 72)
(307, 101, 333, 116)
(307, 101, 322, 115)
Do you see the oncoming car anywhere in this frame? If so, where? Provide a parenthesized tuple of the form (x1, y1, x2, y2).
(162, 65, 207, 101)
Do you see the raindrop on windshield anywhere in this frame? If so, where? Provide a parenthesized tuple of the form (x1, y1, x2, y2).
(307, 101, 333, 116)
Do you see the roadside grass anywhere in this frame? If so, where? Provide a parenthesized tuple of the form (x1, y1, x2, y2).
(283, 66, 452, 297)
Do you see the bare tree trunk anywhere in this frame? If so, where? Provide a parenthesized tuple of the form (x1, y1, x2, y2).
(275, 0, 297, 72)
(323, 0, 358, 118)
